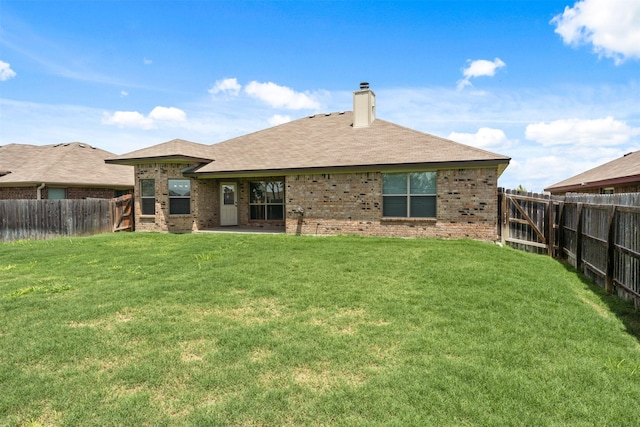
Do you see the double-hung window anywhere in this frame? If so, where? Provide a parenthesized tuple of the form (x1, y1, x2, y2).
(250, 180, 284, 220)
(382, 172, 436, 218)
(140, 179, 155, 215)
(168, 179, 191, 215)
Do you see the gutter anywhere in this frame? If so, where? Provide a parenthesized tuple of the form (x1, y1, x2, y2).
(36, 183, 46, 200)
(183, 158, 511, 179)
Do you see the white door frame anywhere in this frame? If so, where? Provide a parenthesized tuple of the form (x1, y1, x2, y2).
(220, 182, 238, 226)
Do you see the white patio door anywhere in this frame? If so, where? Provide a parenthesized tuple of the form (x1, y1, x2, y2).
(220, 183, 238, 226)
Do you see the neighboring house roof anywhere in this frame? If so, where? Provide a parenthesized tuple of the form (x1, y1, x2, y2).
(105, 139, 216, 165)
(0, 142, 134, 188)
(107, 112, 510, 177)
(544, 151, 640, 193)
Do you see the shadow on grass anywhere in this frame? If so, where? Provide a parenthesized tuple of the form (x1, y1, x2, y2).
(559, 261, 640, 344)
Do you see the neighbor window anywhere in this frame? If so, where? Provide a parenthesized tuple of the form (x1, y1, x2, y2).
(48, 188, 66, 200)
(168, 179, 191, 215)
(250, 180, 284, 220)
(600, 187, 615, 195)
(382, 172, 436, 218)
(140, 179, 155, 215)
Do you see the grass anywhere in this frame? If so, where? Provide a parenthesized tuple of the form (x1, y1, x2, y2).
(0, 233, 639, 426)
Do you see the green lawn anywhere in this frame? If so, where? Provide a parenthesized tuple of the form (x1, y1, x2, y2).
(1, 233, 639, 426)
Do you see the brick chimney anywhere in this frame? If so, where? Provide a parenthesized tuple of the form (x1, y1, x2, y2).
(353, 82, 375, 128)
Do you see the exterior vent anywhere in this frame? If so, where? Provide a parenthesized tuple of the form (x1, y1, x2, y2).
(360, 82, 369, 89)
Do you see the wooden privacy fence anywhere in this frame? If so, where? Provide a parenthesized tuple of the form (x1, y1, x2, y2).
(0, 194, 133, 242)
(499, 189, 640, 308)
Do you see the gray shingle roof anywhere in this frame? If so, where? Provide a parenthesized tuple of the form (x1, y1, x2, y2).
(107, 112, 510, 176)
(196, 112, 509, 175)
(105, 139, 215, 165)
(0, 142, 133, 188)
(544, 150, 640, 192)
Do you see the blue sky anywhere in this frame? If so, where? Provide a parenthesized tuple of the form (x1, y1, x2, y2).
(1, 0, 639, 191)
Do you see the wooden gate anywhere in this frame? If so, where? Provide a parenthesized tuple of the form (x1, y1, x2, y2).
(110, 193, 134, 232)
(499, 189, 559, 256)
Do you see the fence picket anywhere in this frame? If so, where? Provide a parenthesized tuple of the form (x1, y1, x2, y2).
(0, 195, 133, 243)
(499, 189, 639, 308)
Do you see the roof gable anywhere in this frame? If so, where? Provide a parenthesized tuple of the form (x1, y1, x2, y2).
(105, 139, 216, 165)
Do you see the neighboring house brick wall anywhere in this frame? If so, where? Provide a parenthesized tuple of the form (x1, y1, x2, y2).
(0, 186, 127, 199)
(557, 183, 640, 195)
(65, 187, 123, 199)
(0, 187, 37, 199)
(285, 167, 499, 240)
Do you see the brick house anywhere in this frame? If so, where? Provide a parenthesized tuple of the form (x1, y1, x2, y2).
(106, 84, 510, 240)
(0, 142, 133, 199)
(545, 150, 640, 195)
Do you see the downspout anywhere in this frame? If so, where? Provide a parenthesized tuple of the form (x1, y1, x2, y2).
(37, 183, 46, 200)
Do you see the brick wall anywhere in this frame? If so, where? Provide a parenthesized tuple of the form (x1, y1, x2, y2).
(130, 164, 500, 240)
(564, 183, 640, 195)
(135, 163, 204, 232)
(0, 186, 128, 200)
(0, 187, 37, 199)
(285, 168, 499, 240)
(66, 187, 123, 199)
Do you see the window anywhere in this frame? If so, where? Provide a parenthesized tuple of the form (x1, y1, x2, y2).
(140, 179, 155, 215)
(250, 180, 284, 220)
(168, 179, 191, 215)
(600, 187, 615, 195)
(48, 188, 66, 199)
(383, 172, 436, 218)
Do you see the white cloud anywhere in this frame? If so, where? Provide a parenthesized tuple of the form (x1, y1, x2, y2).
(457, 58, 506, 90)
(120, 91, 128, 97)
(551, 0, 640, 64)
(149, 106, 186, 122)
(244, 81, 320, 110)
(102, 106, 187, 129)
(143, 57, 153, 65)
(102, 111, 154, 130)
(268, 114, 292, 126)
(209, 78, 242, 96)
(0, 61, 17, 81)
(448, 127, 512, 150)
(525, 117, 639, 146)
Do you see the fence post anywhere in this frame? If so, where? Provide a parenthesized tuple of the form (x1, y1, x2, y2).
(500, 189, 509, 246)
(556, 201, 565, 260)
(546, 199, 555, 257)
(605, 205, 617, 294)
(575, 203, 584, 272)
